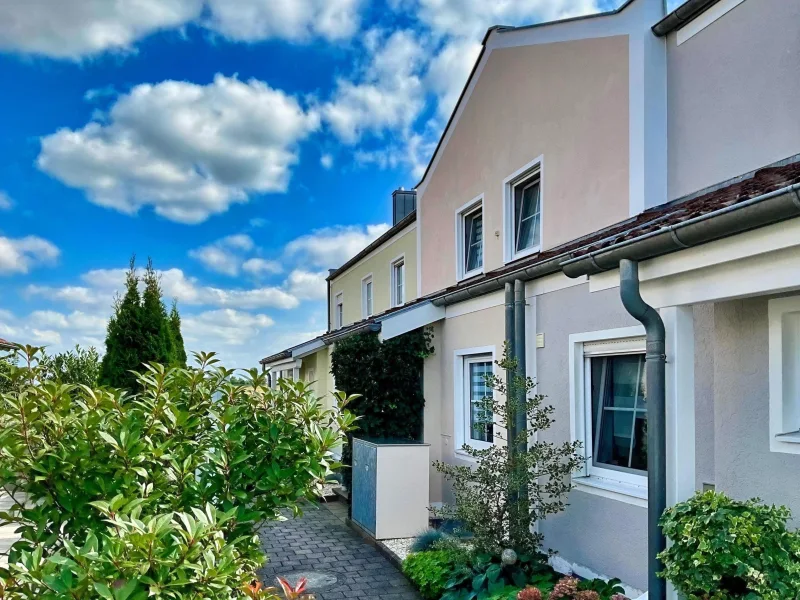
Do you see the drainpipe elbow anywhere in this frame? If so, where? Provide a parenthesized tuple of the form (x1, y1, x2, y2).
(619, 260, 665, 343)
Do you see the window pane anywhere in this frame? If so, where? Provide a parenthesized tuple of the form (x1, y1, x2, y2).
(465, 209, 483, 273)
(366, 281, 373, 315)
(591, 354, 647, 472)
(469, 361, 493, 443)
(515, 181, 541, 253)
(395, 262, 404, 304)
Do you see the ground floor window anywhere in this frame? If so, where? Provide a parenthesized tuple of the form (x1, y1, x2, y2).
(570, 328, 648, 501)
(454, 346, 495, 452)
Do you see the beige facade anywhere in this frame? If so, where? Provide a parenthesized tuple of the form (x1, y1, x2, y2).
(329, 222, 418, 328)
(418, 35, 630, 296)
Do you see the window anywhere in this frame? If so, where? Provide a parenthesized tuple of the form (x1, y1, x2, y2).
(466, 356, 493, 445)
(454, 347, 495, 453)
(504, 159, 543, 262)
(457, 197, 484, 280)
(391, 258, 405, 307)
(569, 327, 647, 503)
(335, 293, 343, 329)
(768, 296, 800, 455)
(362, 275, 373, 318)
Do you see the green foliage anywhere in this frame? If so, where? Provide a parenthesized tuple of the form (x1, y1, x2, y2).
(39, 345, 101, 386)
(169, 300, 188, 367)
(434, 344, 583, 555)
(0, 352, 15, 394)
(576, 577, 627, 599)
(411, 529, 452, 553)
(330, 327, 434, 487)
(403, 548, 470, 600)
(0, 346, 357, 598)
(441, 552, 557, 600)
(659, 490, 800, 599)
(100, 256, 186, 390)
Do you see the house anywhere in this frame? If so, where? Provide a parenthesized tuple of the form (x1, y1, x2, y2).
(259, 189, 420, 410)
(262, 0, 800, 597)
(0, 338, 14, 350)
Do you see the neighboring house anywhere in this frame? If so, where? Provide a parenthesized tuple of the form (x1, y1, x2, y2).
(0, 338, 14, 350)
(261, 0, 800, 597)
(260, 189, 419, 410)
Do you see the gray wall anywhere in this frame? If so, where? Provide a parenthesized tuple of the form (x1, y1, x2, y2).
(711, 298, 800, 518)
(667, 0, 800, 200)
(536, 283, 647, 590)
(693, 303, 716, 489)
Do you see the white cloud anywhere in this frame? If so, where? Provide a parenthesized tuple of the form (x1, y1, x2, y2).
(0, 0, 365, 60)
(0, 191, 13, 210)
(26, 267, 299, 310)
(182, 309, 274, 346)
(320, 153, 334, 169)
(189, 234, 257, 276)
(0, 309, 107, 350)
(0, 0, 203, 60)
(285, 223, 390, 268)
(38, 74, 320, 224)
(0, 235, 60, 275)
(427, 39, 482, 119)
(322, 29, 427, 143)
(413, 0, 600, 41)
(204, 0, 363, 43)
(285, 269, 328, 301)
(242, 258, 283, 276)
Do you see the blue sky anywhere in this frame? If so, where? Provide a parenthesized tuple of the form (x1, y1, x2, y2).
(0, 0, 673, 366)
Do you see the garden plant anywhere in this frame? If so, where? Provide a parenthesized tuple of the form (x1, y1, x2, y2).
(0, 345, 356, 599)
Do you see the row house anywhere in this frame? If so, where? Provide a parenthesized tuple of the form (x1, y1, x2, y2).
(262, 0, 800, 597)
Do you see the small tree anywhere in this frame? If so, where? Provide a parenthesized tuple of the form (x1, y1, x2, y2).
(169, 300, 187, 367)
(434, 345, 583, 555)
(39, 345, 101, 386)
(99, 257, 145, 390)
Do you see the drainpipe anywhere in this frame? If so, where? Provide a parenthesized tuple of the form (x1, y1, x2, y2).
(505, 283, 518, 507)
(619, 260, 666, 600)
(513, 279, 529, 532)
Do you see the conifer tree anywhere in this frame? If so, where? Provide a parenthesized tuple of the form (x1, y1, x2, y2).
(140, 258, 175, 367)
(169, 300, 187, 367)
(100, 258, 145, 390)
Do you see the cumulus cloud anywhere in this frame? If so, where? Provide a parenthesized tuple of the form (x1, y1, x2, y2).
(320, 153, 334, 169)
(0, 0, 363, 60)
(189, 234, 257, 276)
(242, 258, 283, 277)
(26, 267, 299, 310)
(0, 191, 13, 210)
(0, 235, 60, 275)
(285, 223, 390, 268)
(37, 75, 319, 224)
(285, 269, 328, 301)
(204, 0, 363, 43)
(0, 308, 107, 349)
(427, 39, 482, 119)
(323, 29, 426, 143)
(182, 309, 274, 346)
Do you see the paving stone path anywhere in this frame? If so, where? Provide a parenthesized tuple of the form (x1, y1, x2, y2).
(258, 500, 421, 600)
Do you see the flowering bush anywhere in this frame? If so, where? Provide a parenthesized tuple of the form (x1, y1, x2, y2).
(0, 347, 356, 598)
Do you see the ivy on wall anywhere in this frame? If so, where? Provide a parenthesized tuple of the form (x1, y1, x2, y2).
(330, 327, 434, 489)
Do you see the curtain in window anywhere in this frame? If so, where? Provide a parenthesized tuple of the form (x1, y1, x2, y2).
(591, 354, 647, 472)
(469, 361, 493, 443)
(464, 210, 483, 273)
(515, 180, 541, 253)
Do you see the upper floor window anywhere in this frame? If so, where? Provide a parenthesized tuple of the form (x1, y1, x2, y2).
(457, 196, 484, 280)
(362, 275, 373, 318)
(391, 258, 405, 307)
(335, 292, 343, 329)
(504, 160, 543, 262)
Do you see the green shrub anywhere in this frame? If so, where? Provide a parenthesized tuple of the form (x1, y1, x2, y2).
(659, 490, 800, 599)
(441, 552, 557, 600)
(0, 347, 357, 598)
(39, 345, 101, 386)
(411, 529, 451, 553)
(403, 549, 470, 600)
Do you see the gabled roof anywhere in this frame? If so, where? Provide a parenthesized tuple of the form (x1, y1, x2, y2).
(327, 210, 416, 281)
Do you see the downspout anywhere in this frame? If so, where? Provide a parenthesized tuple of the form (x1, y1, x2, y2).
(504, 283, 518, 509)
(513, 279, 529, 532)
(619, 260, 666, 600)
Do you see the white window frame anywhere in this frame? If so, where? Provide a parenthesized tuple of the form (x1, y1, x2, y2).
(390, 255, 406, 307)
(768, 296, 800, 455)
(361, 274, 374, 318)
(569, 326, 648, 506)
(453, 346, 496, 454)
(455, 195, 485, 282)
(503, 156, 543, 263)
(334, 292, 344, 329)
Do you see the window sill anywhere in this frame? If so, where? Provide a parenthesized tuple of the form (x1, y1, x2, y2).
(572, 475, 648, 508)
(507, 245, 541, 264)
(457, 270, 484, 284)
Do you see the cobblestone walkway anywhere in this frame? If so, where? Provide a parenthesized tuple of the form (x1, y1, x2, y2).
(258, 500, 420, 600)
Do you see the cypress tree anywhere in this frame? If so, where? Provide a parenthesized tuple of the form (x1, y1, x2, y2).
(140, 258, 175, 367)
(169, 300, 187, 367)
(100, 257, 145, 390)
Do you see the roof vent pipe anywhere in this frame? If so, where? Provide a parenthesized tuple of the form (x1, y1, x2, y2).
(619, 260, 666, 600)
